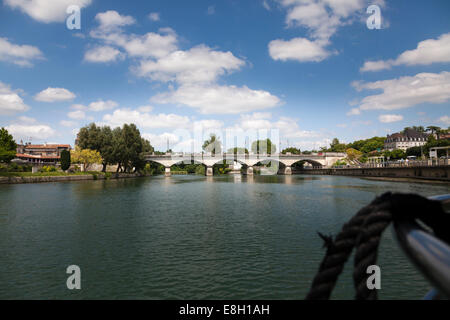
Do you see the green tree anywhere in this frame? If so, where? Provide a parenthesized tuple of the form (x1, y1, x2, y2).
(60, 150, 71, 171)
(251, 139, 276, 154)
(281, 147, 301, 154)
(347, 137, 385, 154)
(327, 138, 347, 152)
(227, 147, 249, 154)
(112, 124, 147, 173)
(71, 147, 102, 171)
(384, 149, 406, 160)
(346, 148, 363, 161)
(406, 147, 422, 158)
(426, 126, 442, 139)
(77, 124, 112, 172)
(0, 128, 17, 163)
(78, 123, 153, 172)
(202, 134, 222, 155)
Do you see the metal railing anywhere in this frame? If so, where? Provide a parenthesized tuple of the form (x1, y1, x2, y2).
(332, 159, 449, 169)
(395, 194, 450, 299)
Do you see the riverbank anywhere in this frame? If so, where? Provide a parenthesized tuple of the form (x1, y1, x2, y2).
(0, 172, 145, 184)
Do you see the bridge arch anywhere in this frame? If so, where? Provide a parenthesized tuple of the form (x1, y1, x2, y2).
(290, 159, 323, 169)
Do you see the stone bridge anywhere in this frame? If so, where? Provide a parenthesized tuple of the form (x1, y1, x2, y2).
(144, 153, 346, 176)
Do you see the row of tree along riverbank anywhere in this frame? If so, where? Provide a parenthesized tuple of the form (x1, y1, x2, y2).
(299, 165, 450, 182)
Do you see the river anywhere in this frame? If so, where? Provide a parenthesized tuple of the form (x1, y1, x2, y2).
(0, 175, 449, 299)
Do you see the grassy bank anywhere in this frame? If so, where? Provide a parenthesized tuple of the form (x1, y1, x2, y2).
(0, 171, 104, 177)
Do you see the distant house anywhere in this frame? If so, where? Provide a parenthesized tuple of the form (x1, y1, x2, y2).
(438, 133, 450, 141)
(384, 129, 428, 151)
(16, 143, 72, 164)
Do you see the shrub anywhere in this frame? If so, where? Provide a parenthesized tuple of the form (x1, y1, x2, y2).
(60, 150, 71, 171)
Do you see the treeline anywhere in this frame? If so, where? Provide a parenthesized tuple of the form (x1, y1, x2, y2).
(77, 123, 154, 173)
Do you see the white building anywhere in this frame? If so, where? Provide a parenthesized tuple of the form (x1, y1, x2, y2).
(384, 129, 428, 151)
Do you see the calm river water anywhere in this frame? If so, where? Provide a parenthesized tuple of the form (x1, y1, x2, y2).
(0, 175, 449, 300)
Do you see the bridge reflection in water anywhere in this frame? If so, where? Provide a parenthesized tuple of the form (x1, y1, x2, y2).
(144, 153, 346, 176)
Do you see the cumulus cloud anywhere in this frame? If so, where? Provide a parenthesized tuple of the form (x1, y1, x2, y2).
(269, 0, 371, 63)
(361, 33, 450, 72)
(142, 132, 180, 150)
(89, 10, 280, 115)
(351, 72, 450, 112)
(347, 108, 361, 116)
(148, 12, 160, 21)
(235, 112, 319, 140)
(68, 110, 86, 120)
(4, 0, 92, 23)
(134, 45, 245, 84)
(6, 123, 55, 141)
(0, 82, 30, 115)
(84, 46, 125, 63)
(268, 37, 331, 62)
(34, 87, 76, 102)
(0, 37, 44, 67)
(152, 84, 281, 114)
(102, 109, 190, 129)
(60, 120, 77, 127)
(379, 114, 403, 123)
(88, 100, 118, 112)
(90, 11, 177, 60)
(94, 10, 135, 31)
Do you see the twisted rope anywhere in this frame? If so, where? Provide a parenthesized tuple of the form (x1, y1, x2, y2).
(305, 192, 449, 300)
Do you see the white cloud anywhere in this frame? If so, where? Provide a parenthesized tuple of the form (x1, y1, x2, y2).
(60, 120, 77, 127)
(0, 37, 44, 67)
(135, 45, 245, 84)
(285, 0, 342, 40)
(84, 46, 125, 63)
(5, 0, 92, 23)
(361, 33, 450, 72)
(0, 82, 29, 115)
(347, 108, 361, 116)
(193, 119, 224, 130)
(352, 71, 450, 112)
(379, 114, 403, 123)
(34, 87, 76, 102)
(102, 109, 190, 129)
(148, 12, 160, 21)
(438, 116, 450, 126)
(137, 105, 154, 113)
(142, 132, 180, 150)
(91, 11, 177, 59)
(360, 60, 393, 72)
(88, 100, 118, 112)
(263, 0, 271, 11)
(68, 110, 86, 120)
(270, 0, 371, 63)
(6, 123, 55, 141)
(152, 84, 281, 114)
(17, 116, 36, 124)
(268, 37, 331, 62)
(95, 10, 135, 31)
(88, 11, 280, 116)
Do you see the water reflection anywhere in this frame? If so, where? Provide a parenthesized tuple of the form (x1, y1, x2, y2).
(0, 175, 449, 299)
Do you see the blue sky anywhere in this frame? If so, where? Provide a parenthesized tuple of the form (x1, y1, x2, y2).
(0, 0, 449, 151)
